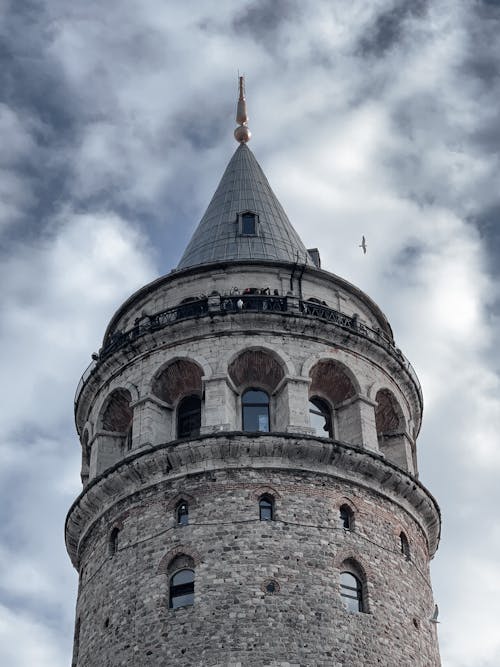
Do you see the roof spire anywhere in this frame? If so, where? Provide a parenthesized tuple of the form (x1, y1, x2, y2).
(234, 75, 251, 144)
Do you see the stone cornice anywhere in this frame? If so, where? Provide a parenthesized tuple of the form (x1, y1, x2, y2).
(65, 432, 440, 568)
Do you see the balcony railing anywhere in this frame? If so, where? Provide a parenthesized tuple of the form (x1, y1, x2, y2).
(75, 295, 421, 408)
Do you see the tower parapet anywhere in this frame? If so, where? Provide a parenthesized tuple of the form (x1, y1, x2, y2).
(67, 82, 441, 667)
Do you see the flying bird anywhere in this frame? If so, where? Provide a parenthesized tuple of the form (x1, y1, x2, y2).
(359, 236, 367, 254)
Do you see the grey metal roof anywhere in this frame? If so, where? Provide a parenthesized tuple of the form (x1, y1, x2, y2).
(177, 143, 310, 269)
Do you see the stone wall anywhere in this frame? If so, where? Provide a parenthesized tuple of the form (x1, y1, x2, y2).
(72, 457, 440, 667)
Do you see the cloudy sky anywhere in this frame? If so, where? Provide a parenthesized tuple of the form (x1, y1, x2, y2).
(0, 1, 499, 665)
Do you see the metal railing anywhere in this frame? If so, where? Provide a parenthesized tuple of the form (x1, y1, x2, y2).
(74, 294, 421, 409)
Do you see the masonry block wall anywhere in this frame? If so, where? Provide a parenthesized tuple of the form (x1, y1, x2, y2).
(68, 260, 441, 667)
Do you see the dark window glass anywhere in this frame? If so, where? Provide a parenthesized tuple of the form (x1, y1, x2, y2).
(242, 389, 270, 432)
(400, 532, 410, 559)
(266, 581, 276, 593)
(169, 569, 195, 609)
(109, 528, 119, 556)
(241, 213, 256, 235)
(309, 398, 332, 437)
(340, 506, 353, 530)
(259, 495, 273, 521)
(340, 571, 363, 612)
(177, 502, 189, 526)
(177, 395, 201, 439)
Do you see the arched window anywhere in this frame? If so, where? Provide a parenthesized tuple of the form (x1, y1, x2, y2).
(340, 504, 354, 531)
(109, 527, 119, 556)
(176, 501, 189, 526)
(400, 532, 411, 560)
(259, 494, 274, 521)
(340, 571, 363, 612)
(177, 395, 201, 439)
(309, 397, 332, 438)
(169, 569, 195, 609)
(242, 389, 270, 432)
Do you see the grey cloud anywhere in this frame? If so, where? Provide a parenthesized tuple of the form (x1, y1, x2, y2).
(357, 0, 429, 57)
(233, 0, 299, 42)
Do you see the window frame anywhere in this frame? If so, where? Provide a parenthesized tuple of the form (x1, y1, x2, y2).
(177, 394, 202, 439)
(238, 210, 259, 236)
(176, 501, 189, 526)
(242, 388, 270, 432)
(309, 396, 333, 438)
(340, 570, 364, 613)
(169, 568, 195, 609)
(259, 494, 274, 521)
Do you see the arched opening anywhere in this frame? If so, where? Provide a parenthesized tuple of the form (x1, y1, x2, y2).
(309, 397, 332, 438)
(101, 389, 133, 433)
(176, 501, 189, 526)
(177, 395, 201, 439)
(169, 569, 194, 609)
(109, 527, 120, 556)
(340, 504, 354, 531)
(242, 389, 270, 432)
(309, 360, 357, 441)
(339, 559, 367, 613)
(152, 359, 203, 405)
(400, 531, 411, 560)
(259, 494, 274, 521)
(340, 571, 363, 612)
(375, 388, 411, 471)
(167, 554, 195, 609)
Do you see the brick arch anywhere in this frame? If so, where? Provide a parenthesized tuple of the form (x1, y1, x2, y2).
(152, 358, 204, 405)
(309, 359, 358, 406)
(334, 550, 373, 580)
(228, 348, 286, 394)
(98, 388, 133, 432)
(251, 485, 282, 501)
(157, 545, 202, 575)
(166, 492, 197, 511)
(375, 388, 406, 434)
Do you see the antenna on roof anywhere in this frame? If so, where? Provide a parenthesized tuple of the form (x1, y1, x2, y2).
(234, 75, 251, 144)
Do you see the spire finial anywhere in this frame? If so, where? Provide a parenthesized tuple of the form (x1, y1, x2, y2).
(234, 75, 251, 144)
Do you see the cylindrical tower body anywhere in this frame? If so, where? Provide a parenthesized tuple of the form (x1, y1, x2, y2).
(68, 258, 441, 666)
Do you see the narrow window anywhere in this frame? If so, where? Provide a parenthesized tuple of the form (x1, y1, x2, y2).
(241, 212, 256, 235)
(340, 505, 354, 531)
(400, 532, 410, 560)
(309, 397, 332, 438)
(242, 389, 270, 432)
(126, 424, 133, 451)
(177, 501, 189, 526)
(169, 569, 195, 609)
(177, 395, 201, 439)
(340, 571, 363, 613)
(259, 494, 274, 521)
(109, 527, 119, 556)
(72, 617, 80, 667)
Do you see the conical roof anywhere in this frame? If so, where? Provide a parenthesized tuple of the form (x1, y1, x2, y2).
(177, 143, 310, 269)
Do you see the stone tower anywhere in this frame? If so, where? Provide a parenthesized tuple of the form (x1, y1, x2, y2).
(67, 79, 441, 667)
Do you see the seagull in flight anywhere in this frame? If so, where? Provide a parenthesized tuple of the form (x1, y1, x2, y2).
(359, 236, 367, 254)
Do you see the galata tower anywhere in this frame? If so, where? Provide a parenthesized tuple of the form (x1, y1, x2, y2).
(67, 78, 441, 667)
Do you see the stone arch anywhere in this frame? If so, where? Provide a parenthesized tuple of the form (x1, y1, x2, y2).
(375, 388, 406, 435)
(251, 485, 282, 501)
(98, 388, 133, 432)
(309, 359, 358, 404)
(166, 492, 197, 512)
(308, 360, 360, 442)
(227, 348, 287, 394)
(375, 388, 413, 472)
(157, 546, 202, 575)
(152, 358, 204, 405)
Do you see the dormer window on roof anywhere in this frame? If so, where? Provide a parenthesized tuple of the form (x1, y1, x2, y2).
(239, 211, 258, 236)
